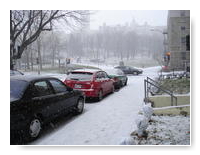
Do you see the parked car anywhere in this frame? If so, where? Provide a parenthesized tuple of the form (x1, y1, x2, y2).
(10, 69, 24, 76)
(64, 69, 115, 101)
(10, 75, 84, 141)
(104, 68, 128, 89)
(115, 66, 143, 75)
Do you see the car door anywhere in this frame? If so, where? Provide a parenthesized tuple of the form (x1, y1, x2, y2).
(125, 66, 131, 74)
(48, 79, 77, 111)
(95, 72, 107, 94)
(117, 69, 125, 84)
(29, 80, 59, 119)
(103, 71, 113, 92)
(100, 71, 110, 93)
(95, 72, 103, 91)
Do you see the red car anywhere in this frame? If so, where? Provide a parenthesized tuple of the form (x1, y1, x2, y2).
(64, 69, 115, 101)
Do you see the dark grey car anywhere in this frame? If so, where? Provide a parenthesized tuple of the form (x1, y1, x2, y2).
(115, 66, 143, 75)
(10, 75, 84, 142)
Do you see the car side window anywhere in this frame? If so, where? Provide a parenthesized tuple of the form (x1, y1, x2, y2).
(99, 72, 106, 79)
(32, 81, 52, 97)
(102, 72, 108, 79)
(49, 79, 68, 93)
(119, 66, 125, 70)
(96, 72, 102, 80)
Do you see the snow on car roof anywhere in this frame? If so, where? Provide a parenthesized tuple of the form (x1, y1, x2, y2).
(104, 68, 123, 74)
(10, 75, 59, 82)
(71, 68, 102, 73)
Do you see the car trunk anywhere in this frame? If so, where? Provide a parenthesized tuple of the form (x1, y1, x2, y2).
(65, 80, 92, 89)
(65, 71, 94, 89)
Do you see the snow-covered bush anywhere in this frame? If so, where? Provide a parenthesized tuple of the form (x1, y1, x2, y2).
(135, 115, 149, 137)
(142, 103, 153, 121)
(120, 137, 136, 145)
(130, 103, 153, 139)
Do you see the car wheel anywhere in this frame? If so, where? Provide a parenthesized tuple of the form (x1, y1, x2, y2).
(124, 80, 127, 86)
(28, 117, 42, 139)
(119, 81, 123, 88)
(74, 98, 84, 114)
(111, 85, 115, 93)
(98, 90, 103, 101)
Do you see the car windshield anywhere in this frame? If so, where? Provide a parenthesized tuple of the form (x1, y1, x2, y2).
(68, 72, 93, 81)
(10, 79, 28, 100)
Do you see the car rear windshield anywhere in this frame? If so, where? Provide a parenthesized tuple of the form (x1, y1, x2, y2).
(68, 72, 93, 81)
(10, 79, 28, 100)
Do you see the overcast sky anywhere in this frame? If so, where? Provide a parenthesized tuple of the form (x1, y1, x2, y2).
(90, 10, 168, 29)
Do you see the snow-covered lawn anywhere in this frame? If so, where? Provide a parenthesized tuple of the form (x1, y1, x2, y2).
(129, 115, 190, 145)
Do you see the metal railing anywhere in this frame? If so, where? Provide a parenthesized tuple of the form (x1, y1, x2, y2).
(144, 77, 177, 106)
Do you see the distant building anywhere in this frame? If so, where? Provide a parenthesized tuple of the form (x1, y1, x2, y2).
(167, 10, 190, 70)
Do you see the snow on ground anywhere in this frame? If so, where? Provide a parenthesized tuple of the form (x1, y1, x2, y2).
(31, 74, 146, 145)
(29, 66, 163, 145)
(26, 65, 190, 145)
(130, 115, 190, 145)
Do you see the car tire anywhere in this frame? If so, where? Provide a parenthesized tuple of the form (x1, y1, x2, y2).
(74, 97, 84, 114)
(26, 117, 42, 141)
(119, 81, 123, 88)
(97, 90, 103, 101)
(111, 85, 115, 93)
(124, 80, 127, 86)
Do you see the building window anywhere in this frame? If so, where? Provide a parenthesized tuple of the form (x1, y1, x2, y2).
(180, 11, 185, 17)
(181, 26, 186, 31)
(181, 52, 186, 60)
(186, 35, 190, 51)
(181, 37, 186, 43)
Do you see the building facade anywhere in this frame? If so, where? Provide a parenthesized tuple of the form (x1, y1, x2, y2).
(167, 10, 190, 70)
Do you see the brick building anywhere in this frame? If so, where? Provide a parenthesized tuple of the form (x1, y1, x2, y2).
(167, 10, 190, 70)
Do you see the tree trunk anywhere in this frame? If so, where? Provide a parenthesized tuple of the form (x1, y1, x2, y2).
(25, 48, 30, 70)
(52, 49, 55, 67)
(30, 46, 34, 71)
(37, 37, 42, 71)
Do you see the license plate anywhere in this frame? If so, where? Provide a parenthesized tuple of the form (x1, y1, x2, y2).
(74, 84, 82, 88)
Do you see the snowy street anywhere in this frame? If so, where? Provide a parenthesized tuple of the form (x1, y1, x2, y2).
(30, 66, 161, 145)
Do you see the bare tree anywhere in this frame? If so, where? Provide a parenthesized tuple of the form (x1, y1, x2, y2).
(10, 10, 89, 69)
